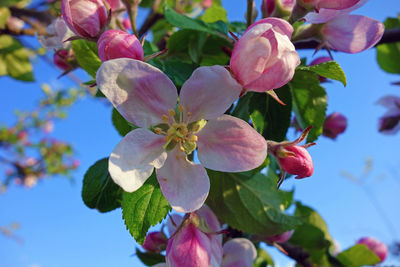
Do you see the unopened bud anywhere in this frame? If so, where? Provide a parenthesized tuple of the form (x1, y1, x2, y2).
(357, 237, 387, 263)
(142, 231, 168, 253)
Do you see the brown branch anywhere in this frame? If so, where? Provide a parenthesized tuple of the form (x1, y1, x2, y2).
(138, 11, 164, 38)
(279, 242, 313, 267)
(9, 7, 53, 24)
(294, 28, 400, 50)
(0, 27, 47, 36)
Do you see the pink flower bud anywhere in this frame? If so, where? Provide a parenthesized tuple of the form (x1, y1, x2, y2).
(17, 131, 28, 141)
(122, 18, 132, 30)
(61, 0, 110, 39)
(166, 214, 223, 267)
(264, 230, 294, 243)
(230, 18, 300, 92)
(357, 237, 388, 262)
(323, 112, 347, 139)
(105, 0, 124, 11)
(54, 50, 71, 71)
(97, 30, 144, 62)
(321, 14, 384, 53)
(277, 145, 313, 179)
(142, 231, 168, 253)
(202, 0, 212, 8)
(309, 56, 332, 82)
(262, 0, 295, 18)
(377, 95, 400, 134)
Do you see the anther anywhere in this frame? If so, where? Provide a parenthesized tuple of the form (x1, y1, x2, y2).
(189, 135, 198, 142)
(154, 128, 162, 134)
(162, 114, 169, 122)
(180, 146, 185, 152)
(179, 105, 184, 112)
(187, 112, 191, 117)
(168, 109, 176, 117)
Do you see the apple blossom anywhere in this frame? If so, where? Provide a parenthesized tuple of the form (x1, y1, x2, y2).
(221, 238, 257, 267)
(61, 0, 110, 39)
(142, 231, 168, 253)
(357, 237, 388, 262)
(323, 112, 347, 139)
(267, 127, 315, 187)
(262, 0, 295, 18)
(264, 230, 294, 244)
(377, 95, 400, 134)
(297, 0, 360, 12)
(97, 30, 144, 62)
(321, 14, 384, 53)
(230, 18, 300, 92)
(38, 17, 74, 50)
(96, 59, 267, 212)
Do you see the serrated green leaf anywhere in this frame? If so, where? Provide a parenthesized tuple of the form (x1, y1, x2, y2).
(298, 61, 347, 86)
(201, 5, 228, 23)
(206, 170, 301, 236)
(112, 108, 135, 136)
(122, 173, 171, 244)
(72, 39, 102, 77)
(289, 70, 327, 143)
(253, 248, 274, 267)
(0, 35, 33, 81)
(136, 248, 166, 266)
(82, 158, 122, 213)
(164, 5, 228, 36)
(0, 7, 10, 28)
(249, 86, 292, 141)
(336, 244, 381, 267)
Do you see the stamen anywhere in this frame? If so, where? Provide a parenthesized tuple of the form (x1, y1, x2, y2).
(154, 127, 163, 134)
(168, 109, 176, 117)
(179, 146, 185, 152)
(178, 105, 184, 112)
(189, 135, 198, 142)
(162, 114, 169, 123)
(179, 105, 184, 123)
(187, 112, 191, 117)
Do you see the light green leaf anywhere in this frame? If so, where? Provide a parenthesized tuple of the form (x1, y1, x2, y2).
(207, 170, 301, 236)
(0, 7, 10, 28)
(72, 39, 102, 77)
(289, 70, 327, 143)
(82, 158, 123, 213)
(298, 61, 347, 86)
(122, 173, 171, 244)
(337, 244, 381, 267)
(253, 248, 274, 267)
(201, 5, 228, 23)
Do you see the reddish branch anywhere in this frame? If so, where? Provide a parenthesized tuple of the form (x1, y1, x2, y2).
(280, 242, 313, 267)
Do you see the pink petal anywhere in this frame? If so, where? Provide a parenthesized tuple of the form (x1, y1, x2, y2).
(246, 18, 294, 38)
(109, 128, 167, 192)
(377, 95, 400, 109)
(179, 66, 242, 123)
(317, 0, 360, 10)
(196, 205, 221, 233)
(96, 58, 178, 128)
(167, 214, 184, 237)
(221, 238, 257, 267)
(322, 15, 384, 53)
(304, 0, 367, 24)
(197, 115, 268, 172)
(156, 148, 210, 213)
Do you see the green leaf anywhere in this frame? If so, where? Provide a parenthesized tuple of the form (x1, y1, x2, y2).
(298, 61, 347, 86)
(162, 58, 197, 88)
(289, 70, 327, 143)
(72, 39, 102, 77)
(0, 7, 10, 28)
(206, 170, 301, 236)
(229, 21, 247, 35)
(82, 158, 123, 213)
(112, 108, 135, 136)
(201, 5, 228, 23)
(376, 16, 400, 74)
(136, 248, 165, 266)
(122, 173, 171, 244)
(0, 35, 33, 81)
(231, 92, 252, 122)
(336, 244, 381, 267)
(253, 248, 274, 267)
(249, 86, 292, 141)
(164, 6, 228, 36)
(0, 0, 31, 7)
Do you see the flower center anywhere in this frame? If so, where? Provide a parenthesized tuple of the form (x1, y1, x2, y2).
(154, 106, 199, 154)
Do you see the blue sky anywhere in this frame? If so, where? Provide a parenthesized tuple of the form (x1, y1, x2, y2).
(1, 0, 400, 266)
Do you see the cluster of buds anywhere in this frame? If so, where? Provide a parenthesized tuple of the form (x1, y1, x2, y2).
(267, 126, 315, 188)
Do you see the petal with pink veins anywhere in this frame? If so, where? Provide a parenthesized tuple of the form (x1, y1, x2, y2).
(179, 66, 242, 123)
(96, 58, 178, 128)
(156, 148, 210, 213)
(322, 15, 384, 53)
(221, 238, 257, 267)
(246, 18, 294, 38)
(197, 115, 267, 172)
(109, 128, 167, 192)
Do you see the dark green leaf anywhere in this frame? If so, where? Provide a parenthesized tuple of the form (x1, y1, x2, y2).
(249, 86, 292, 141)
(112, 108, 135, 136)
(336, 244, 381, 267)
(136, 248, 166, 266)
(289, 70, 327, 143)
(82, 158, 122, 213)
(207, 170, 301, 236)
(231, 92, 252, 122)
(229, 21, 247, 35)
(72, 39, 102, 77)
(297, 61, 347, 86)
(0, 35, 33, 81)
(162, 58, 197, 87)
(143, 40, 159, 56)
(164, 5, 228, 35)
(253, 248, 274, 267)
(376, 16, 400, 74)
(122, 173, 171, 244)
